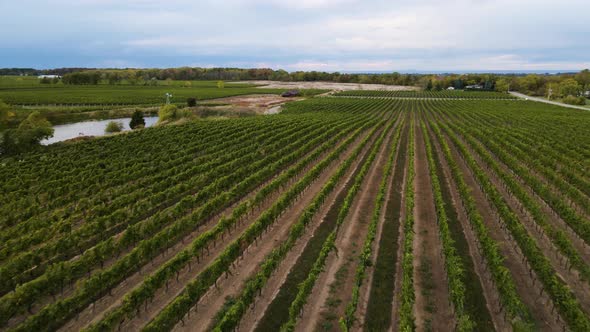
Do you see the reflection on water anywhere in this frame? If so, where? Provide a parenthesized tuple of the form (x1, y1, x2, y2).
(42, 116, 159, 145)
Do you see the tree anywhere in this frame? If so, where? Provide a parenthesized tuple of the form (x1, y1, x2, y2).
(1, 111, 54, 154)
(518, 74, 542, 95)
(559, 78, 582, 98)
(217, 81, 225, 89)
(426, 80, 433, 91)
(494, 79, 510, 93)
(129, 110, 145, 129)
(17, 111, 54, 147)
(187, 98, 197, 107)
(105, 121, 123, 133)
(433, 80, 443, 91)
(575, 69, 590, 86)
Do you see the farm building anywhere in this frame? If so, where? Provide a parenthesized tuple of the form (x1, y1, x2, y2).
(281, 90, 301, 97)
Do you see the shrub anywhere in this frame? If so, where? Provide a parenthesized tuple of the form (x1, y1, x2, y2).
(562, 95, 586, 106)
(129, 110, 145, 129)
(187, 97, 197, 107)
(158, 104, 178, 123)
(105, 121, 123, 133)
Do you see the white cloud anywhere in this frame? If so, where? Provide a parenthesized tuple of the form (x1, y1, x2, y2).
(2, 0, 589, 70)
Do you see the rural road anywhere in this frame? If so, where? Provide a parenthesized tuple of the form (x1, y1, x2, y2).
(509, 91, 590, 111)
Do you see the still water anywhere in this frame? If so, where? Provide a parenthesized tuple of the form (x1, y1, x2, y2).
(42, 116, 159, 145)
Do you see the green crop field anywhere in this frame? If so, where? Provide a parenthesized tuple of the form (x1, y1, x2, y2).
(0, 84, 286, 106)
(1, 93, 590, 332)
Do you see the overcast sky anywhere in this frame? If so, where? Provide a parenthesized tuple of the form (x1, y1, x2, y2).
(1, 0, 588, 72)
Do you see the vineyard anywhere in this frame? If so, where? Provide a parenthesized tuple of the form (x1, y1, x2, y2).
(333, 90, 517, 99)
(1, 93, 590, 332)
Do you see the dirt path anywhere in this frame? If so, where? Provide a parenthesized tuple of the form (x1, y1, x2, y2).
(412, 122, 455, 331)
(441, 128, 564, 331)
(425, 122, 509, 331)
(169, 127, 378, 332)
(59, 130, 350, 332)
(296, 117, 396, 332)
(354, 120, 405, 330)
(389, 123, 410, 332)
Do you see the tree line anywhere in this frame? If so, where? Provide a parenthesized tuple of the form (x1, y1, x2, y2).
(3, 67, 589, 98)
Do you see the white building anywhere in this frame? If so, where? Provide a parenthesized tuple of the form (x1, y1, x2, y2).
(38, 75, 61, 79)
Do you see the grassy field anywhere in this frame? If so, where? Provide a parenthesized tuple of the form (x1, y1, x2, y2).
(0, 84, 286, 106)
(2, 92, 590, 332)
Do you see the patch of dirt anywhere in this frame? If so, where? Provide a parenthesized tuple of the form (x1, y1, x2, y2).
(265, 105, 282, 115)
(209, 94, 302, 114)
(412, 122, 455, 331)
(237, 81, 420, 92)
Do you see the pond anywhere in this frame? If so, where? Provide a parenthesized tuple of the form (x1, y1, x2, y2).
(42, 116, 159, 145)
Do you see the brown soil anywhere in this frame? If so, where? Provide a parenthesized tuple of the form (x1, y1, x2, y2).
(390, 120, 410, 331)
(412, 122, 455, 331)
(208, 94, 302, 114)
(296, 116, 397, 332)
(354, 119, 405, 330)
(441, 127, 564, 331)
(168, 128, 376, 332)
(425, 122, 510, 331)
